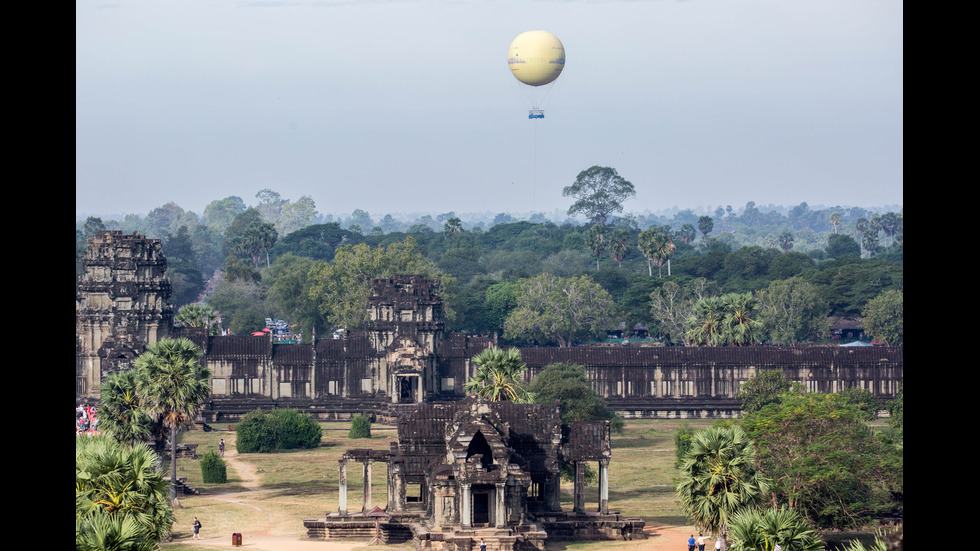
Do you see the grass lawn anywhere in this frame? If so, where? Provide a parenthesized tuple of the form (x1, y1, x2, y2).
(158, 418, 716, 549)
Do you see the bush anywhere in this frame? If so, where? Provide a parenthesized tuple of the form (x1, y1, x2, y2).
(200, 449, 227, 483)
(235, 408, 323, 453)
(348, 414, 372, 439)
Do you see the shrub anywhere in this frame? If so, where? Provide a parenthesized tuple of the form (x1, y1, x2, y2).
(200, 449, 227, 483)
(270, 408, 323, 449)
(235, 408, 322, 453)
(348, 414, 372, 439)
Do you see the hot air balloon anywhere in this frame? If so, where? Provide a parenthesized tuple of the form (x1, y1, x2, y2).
(508, 30, 565, 119)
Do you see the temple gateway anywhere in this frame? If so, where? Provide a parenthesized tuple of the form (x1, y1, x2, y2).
(303, 398, 644, 549)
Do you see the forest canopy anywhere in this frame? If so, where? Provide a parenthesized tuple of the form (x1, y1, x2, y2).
(77, 189, 902, 346)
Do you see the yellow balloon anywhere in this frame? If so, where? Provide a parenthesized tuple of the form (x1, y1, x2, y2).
(508, 30, 565, 87)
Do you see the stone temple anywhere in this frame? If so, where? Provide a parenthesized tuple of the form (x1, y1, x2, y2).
(76, 231, 903, 423)
(303, 398, 644, 550)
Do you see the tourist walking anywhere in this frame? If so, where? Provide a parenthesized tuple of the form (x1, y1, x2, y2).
(192, 517, 202, 540)
(219, 439, 225, 457)
(698, 534, 706, 551)
(688, 534, 696, 551)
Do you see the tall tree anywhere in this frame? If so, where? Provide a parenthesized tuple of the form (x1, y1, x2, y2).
(503, 273, 617, 347)
(307, 237, 453, 331)
(463, 347, 532, 403)
(563, 166, 636, 226)
(757, 277, 830, 344)
(741, 393, 903, 530)
(528, 362, 623, 431)
(133, 338, 211, 504)
(697, 215, 714, 244)
(685, 297, 726, 346)
(638, 228, 672, 278)
(586, 224, 606, 271)
(722, 292, 763, 346)
(676, 426, 771, 549)
(98, 370, 155, 447)
(608, 226, 635, 268)
(862, 289, 903, 345)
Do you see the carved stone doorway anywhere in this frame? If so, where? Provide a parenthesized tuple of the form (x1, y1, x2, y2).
(397, 375, 418, 403)
(472, 488, 491, 526)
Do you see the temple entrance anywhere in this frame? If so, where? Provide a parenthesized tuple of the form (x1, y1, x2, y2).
(472, 488, 491, 526)
(397, 375, 418, 403)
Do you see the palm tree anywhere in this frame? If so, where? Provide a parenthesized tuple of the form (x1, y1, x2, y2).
(722, 293, 763, 346)
(464, 347, 532, 403)
(685, 297, 726, 346)
(609, 226, 634, 268)
(638, 228, 672, 277)
(99, 369, 155, 447)
(698, 215, 714, 244)
(586, 224, 606, 271)
(727, 507, 824, 551)
(133, 337, 211, 504)
(677, 426, 771, 550)
(76, 434, 175, 549)
(829, 211, 842, 234)
(175, 304, 220, 335)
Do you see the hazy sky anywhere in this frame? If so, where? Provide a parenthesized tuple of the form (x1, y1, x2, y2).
(76, 0, 903, 220)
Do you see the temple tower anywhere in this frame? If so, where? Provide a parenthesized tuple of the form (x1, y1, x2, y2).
(364, 275, 445, 403)
(76, 230, 173, 401)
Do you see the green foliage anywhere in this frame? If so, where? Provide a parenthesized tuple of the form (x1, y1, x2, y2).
(737, 370, 803, 413)
(76, 435, 174, 549)
(563, 166, 636, 226)
(836, 387, 885, 421)
(503, 273, 618, 347)
(672, 422, 696, 467)
(235, 408, 323, 453)
(348, 414, 372, 439)
(464, 347, 533, 403)
(727, 506, 824, 551)
(200, 449, 228, 483)
(862, 289, 903, 345)
(85, 196, 903, 345)
(686, 292, 763, 346)
(99, 369, 155, 447)
(528, 362, 624, 432)
(757, 277, 831, 344)
(676, 426, 771, 537)
(740, 393, 903, 530)
(307, 237, 454, 330)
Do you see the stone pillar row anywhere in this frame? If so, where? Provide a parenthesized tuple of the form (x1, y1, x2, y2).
(571, 459, 609, 515)
(337, 458, 382, 516)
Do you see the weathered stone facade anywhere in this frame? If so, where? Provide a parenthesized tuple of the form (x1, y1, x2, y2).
(76, 231, 173, 398)
(75, 231, 904, 420)
(303, 398, 644, 550)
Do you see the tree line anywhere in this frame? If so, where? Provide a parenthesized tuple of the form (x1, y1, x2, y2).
(76, 173, 903, 346)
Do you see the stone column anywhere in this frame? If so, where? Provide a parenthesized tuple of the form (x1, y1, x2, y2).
(362, 460, 373, 512)
(598, 458, 609, 514)
(495, 482, 507, 527)
(573, 462, 585, 513)
(461, 483, 472, 528)
(338, 459, 348, 516)
(386, 462, 394, 510)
